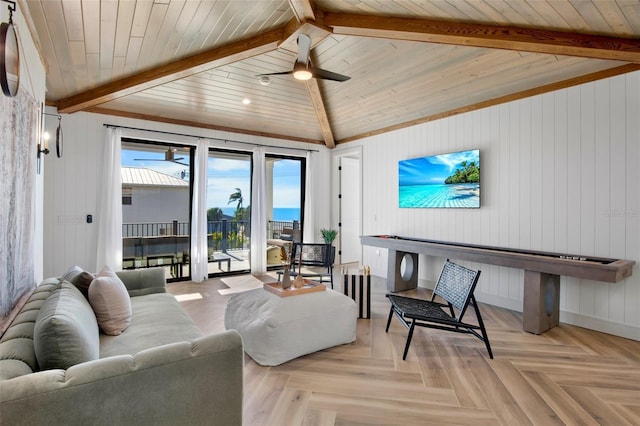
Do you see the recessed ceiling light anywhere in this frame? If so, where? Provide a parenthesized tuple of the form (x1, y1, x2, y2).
(242, 98, 251, 105)
(259, 76, 271, 86)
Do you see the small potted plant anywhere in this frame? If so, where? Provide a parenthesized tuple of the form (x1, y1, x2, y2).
(320, 228, 338, 269)
(321, 228, 338, 245)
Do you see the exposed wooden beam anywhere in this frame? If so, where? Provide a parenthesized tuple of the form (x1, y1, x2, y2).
(304, 78, 335, 148)
(57, 27, 285, 113)
(324, 13, 640, 63)
(288, 0, 315, 23)
(87, 107, 325, 145)
(337, 64, 640, 145)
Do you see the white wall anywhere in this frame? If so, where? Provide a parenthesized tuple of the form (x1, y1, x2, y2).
(122, 186, 190, 229)
(336, 71, 640, 341)
(42, 112, 330, 277)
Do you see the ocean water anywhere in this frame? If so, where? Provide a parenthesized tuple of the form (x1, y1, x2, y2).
(220, 207, 300, 221)
(399, 183, 480, 208)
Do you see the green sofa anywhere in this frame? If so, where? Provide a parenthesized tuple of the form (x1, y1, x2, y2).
(0, 268, 243, 425)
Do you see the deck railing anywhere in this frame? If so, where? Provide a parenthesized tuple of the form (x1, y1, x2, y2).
(122, 219, 299, 252)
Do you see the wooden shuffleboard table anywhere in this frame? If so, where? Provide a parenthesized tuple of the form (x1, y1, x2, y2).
(361, 235, 635, 334)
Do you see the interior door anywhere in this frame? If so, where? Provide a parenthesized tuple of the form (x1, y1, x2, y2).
(339, 156, 361, 265)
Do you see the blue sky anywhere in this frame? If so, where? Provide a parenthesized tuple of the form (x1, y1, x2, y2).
(122, 148, 301, 208)
(398, 149, 479, 186)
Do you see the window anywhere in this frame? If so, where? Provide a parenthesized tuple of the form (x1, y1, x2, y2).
(120, 139, 193, 280)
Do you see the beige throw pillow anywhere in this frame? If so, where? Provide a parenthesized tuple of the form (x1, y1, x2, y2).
(89, 265, 132, 335)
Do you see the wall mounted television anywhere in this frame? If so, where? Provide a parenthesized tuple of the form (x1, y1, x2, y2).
(399, 149, 480, 208)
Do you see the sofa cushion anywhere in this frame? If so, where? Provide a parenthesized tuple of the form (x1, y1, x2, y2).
(89, 266, 132, 336)
(99, 293, 203, 358)
(60, 265, 94, 298)
(34, 283, 100, 370)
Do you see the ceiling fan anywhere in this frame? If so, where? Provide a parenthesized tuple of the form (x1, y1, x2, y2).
(257, 33, 350, 82)
(134, 148, 189, 166)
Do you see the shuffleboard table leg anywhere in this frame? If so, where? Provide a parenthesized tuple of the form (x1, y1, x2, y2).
(523, 270, 560, 334)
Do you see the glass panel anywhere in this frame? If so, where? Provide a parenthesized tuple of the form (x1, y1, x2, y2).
(121, 140, 192, 281)
(207, 150, 252, 275)
(266, 156, 304, 268)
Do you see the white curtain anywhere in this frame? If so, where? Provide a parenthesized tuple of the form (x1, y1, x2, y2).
(190, 138, 209, 282)
(303, 151, 315, 242)
(250, 147, 267, 274)
(96, 128, 123, 271)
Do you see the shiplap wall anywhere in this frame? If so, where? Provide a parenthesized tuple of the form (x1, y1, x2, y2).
(41, 112, 331, 278)
(342, 71, 639, 340)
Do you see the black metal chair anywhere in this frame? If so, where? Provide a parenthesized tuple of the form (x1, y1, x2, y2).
(277, 242, 335, 288)
(386, 260, 493, 360)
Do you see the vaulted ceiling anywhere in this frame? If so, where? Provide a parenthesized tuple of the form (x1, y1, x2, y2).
(24, 0, 640, 148)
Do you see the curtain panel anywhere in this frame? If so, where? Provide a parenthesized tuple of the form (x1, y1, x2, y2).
(190, 138, 209, 282)
(250, 147, 267, 274)
(96, 128, 123, 271)
(303, 151, 315, 243)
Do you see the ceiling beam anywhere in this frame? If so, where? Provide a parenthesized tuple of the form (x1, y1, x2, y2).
(323, 13, 640, 63)
(57, 27, 285, 113)
(288, 0, 315, 22)
(304, 78, 335, 148)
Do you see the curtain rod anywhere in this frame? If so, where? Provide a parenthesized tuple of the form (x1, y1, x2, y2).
(102, 124, 319, 153)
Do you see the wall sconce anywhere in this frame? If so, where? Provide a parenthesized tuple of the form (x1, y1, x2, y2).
(38, 112, 63, 174)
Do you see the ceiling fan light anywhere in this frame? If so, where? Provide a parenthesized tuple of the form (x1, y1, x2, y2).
(293, 63, 312, 81)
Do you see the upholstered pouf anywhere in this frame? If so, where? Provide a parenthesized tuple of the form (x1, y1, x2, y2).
(224, 287, 357, 366)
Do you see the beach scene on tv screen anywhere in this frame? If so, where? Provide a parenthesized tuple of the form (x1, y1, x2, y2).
(399, 149, 480, 208)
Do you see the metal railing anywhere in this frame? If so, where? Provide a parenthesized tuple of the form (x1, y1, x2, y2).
(122, 219, 300, 251)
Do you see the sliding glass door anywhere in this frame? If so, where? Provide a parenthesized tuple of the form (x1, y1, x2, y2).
(207, 149, 252, 275)
(120, 141, 306, 279)
(265, 155, 305, 268)
(120, 139, 193, 281)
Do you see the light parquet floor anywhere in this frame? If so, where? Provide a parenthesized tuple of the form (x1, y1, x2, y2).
(168, 275, 640, 426)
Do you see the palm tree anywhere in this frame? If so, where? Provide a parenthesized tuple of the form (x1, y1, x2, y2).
(228, 188, 243, 215)
(207, 207, 223, 222)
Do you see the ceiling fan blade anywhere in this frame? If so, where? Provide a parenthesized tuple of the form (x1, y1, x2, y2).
(311, 66, 351, 82)
(297, 33, 311, 65)
(174, 161, 190, 166)
(256, 71, 293, 77)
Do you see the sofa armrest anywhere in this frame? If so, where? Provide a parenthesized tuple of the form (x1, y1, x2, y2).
(116, 267, 166, 296)
(0, 330, 243, 426)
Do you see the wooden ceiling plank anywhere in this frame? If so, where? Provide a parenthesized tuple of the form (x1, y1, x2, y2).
(136, 2, 171, 69)
(113, 0, 136, 58)
(99, 0, 118, 78)
(305, 79, 335, 148)
(57, 27, 286, 113)
(88, 107, 324, 145)
(337, 63, 640, 144)
(323, 12, 640, 63)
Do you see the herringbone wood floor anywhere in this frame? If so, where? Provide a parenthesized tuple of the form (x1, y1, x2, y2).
(168, 275, 640, 426)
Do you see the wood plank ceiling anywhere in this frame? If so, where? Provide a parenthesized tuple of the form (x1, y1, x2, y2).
(24, 0, 640, 148)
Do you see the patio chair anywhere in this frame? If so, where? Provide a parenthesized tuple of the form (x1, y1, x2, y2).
(386, 260, 493, 360)
(277, 242, 335, 288)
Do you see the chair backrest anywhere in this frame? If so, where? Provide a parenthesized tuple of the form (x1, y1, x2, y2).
(433, 260, 481, 320)
(290, 243, 333, 270)
(280, 228, 302, 243)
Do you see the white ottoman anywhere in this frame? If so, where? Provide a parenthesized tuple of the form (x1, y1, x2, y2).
(224, 287, 357, 366)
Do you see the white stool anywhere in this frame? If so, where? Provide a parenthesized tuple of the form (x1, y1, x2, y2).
(224, 287, 357, 366)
